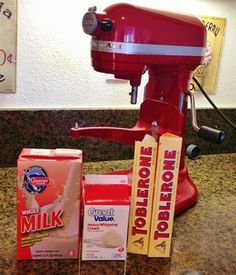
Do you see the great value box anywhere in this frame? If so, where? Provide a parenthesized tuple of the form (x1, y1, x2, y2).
(82, 174, 131, 261)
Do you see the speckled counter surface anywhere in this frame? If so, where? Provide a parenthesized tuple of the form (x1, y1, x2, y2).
(0, 153, 235, 275)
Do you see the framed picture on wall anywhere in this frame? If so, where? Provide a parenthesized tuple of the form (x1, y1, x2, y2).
(0, 0, 17, 93)
(191, 16, 226, 93)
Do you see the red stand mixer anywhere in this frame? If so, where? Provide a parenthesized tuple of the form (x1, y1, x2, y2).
(71, 4, 224, 215)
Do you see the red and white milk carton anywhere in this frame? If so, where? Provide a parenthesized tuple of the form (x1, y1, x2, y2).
(17, 148, 82, 260)
(82, 174, 131, 261)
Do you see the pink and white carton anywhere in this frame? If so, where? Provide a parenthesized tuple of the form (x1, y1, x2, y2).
(82, 174, 131, 261)
(17, 148, 82, 260)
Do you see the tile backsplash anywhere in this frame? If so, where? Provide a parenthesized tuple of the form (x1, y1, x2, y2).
(0, 109, 235, 166)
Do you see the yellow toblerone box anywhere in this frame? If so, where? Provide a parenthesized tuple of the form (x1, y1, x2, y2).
(128, 135, 158, 255)
(148, 133, 182, 257)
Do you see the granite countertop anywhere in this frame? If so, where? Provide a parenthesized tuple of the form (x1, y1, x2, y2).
(0, 153, 235, 275)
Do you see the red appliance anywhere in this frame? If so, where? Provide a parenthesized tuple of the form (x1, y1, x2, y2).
(72, 4, 208, 215)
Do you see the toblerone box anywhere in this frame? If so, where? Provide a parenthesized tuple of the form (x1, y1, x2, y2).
(128, 135, 158, 255)
(17, 148, 82, 260)
(148, 133, 182, 257)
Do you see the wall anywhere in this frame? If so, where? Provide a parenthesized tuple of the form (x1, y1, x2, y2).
(0, 0, 236, 110)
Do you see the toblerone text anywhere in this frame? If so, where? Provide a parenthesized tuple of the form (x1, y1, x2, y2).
(148, 133, 182, 257)
(128, 137, 158, 254)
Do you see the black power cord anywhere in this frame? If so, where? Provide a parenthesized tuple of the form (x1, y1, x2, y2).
(192, 76, 236, 130)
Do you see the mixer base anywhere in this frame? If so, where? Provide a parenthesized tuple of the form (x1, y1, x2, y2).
(108, 166, 198, 216)
(175, 167, 198, 215)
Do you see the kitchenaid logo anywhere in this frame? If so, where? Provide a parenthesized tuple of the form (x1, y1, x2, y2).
(88, 207, 115, 222)
(92, 40, 122, 51)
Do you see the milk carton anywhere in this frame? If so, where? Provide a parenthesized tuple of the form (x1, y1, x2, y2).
(17, 148, 82, 260)
(82, 174, 130, 261)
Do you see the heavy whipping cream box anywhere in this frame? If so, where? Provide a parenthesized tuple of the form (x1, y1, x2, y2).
(128, 135, 158, 255)
(17, 148, 82, 260)
(82, 175, 130, 261)
(148, 134, 182, 257)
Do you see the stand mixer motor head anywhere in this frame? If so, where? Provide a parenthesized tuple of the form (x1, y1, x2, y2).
(82, 3, 206, 104)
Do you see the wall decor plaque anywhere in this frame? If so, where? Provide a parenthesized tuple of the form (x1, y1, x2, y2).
(0, 0, 17, 93)
(191, 16, 226, 93)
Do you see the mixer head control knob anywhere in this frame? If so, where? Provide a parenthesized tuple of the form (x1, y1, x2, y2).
(88, 6, 97, 12)
(100, 19, 113, 32)
(82, 11, 98, 35)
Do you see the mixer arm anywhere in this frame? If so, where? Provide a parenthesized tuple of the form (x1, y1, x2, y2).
(71, 99, 184, 145)
(71, 125, 150, 145)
